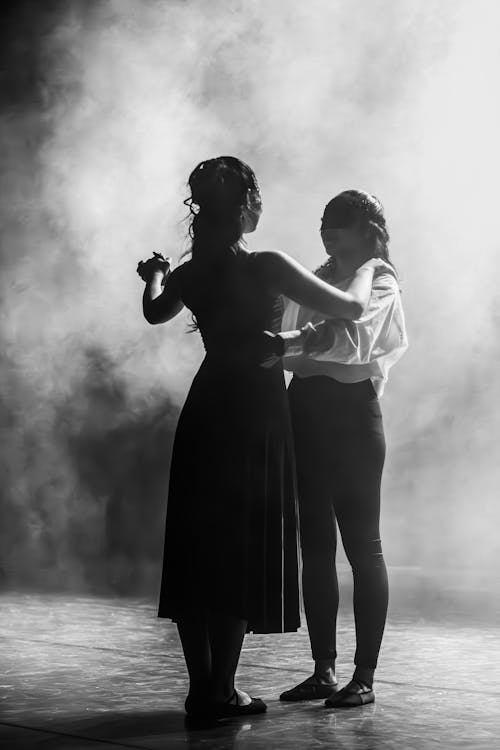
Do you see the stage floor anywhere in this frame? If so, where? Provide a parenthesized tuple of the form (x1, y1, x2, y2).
(1, 568, 499, 749)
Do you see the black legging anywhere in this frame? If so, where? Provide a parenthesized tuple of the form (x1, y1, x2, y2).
(289, 374, 388, 670)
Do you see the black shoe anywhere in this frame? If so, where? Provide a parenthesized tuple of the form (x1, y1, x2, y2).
(213, 690, 267, 718)
(280, 677, 339, 702)
(324, 679, 374, 708)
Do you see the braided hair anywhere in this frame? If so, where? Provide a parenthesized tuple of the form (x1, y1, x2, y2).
(316, 190, 396, 281)
(184, 156, 259, 263)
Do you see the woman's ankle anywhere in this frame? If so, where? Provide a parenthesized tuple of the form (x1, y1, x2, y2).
(187, 677, 211, 698)
(314, 658, 336, 682)
(210, 679, 235, 703)
(353, 666, 375, 689)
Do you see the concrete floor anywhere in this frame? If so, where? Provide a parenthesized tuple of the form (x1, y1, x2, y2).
(1, 567, 499, 749)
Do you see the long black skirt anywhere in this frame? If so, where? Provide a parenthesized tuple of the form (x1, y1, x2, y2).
(158, 356, 300, 633)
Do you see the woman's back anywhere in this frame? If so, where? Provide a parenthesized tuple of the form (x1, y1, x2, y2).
(160, 249, 299, 635)
(179, 248, 283, 364)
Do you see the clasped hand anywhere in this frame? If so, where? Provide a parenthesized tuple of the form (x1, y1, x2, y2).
(136, 252, 171, 283)
(259, 322, 332, 368)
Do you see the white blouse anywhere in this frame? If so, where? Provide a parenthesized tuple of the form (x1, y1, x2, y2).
(282, 269, 408, 397)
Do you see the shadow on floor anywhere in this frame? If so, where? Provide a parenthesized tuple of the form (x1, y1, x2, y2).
(0, 708, 268, 749)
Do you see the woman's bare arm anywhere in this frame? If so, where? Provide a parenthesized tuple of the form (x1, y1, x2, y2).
(255, 250, 374, 320)
(142, 266, 184, 324)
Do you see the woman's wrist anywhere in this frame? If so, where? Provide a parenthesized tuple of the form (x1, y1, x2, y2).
(145, 270, 165, 285)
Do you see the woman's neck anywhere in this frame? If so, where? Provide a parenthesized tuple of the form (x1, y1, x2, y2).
(333, 258, 358, 280)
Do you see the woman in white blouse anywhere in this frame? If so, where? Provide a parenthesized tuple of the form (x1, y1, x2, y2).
(278, 190, 407, 708)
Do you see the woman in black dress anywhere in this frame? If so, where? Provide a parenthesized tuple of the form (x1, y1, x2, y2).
(136, 159, 383, 719)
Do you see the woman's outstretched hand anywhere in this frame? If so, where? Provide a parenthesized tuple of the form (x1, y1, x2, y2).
(137, 252, 171, 284)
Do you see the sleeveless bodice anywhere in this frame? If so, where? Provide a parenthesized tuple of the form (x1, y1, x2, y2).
(179, 250, 283, 362)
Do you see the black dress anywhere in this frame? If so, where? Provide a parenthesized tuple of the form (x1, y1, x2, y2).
(158, 248, 300, 633)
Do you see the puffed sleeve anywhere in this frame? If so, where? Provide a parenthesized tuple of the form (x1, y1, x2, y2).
(309, 272, 408, 365)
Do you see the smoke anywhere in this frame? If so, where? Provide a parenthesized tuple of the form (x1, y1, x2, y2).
(1, 0, 499, 594)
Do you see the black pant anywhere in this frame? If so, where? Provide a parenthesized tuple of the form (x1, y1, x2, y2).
(289, 375, 388, 669)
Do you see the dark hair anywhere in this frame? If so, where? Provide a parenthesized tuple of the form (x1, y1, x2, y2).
(317, 189, 397, 279)
(184, 156, 259, 263)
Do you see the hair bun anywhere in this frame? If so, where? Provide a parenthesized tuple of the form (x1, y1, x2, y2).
(188, 156, 256, 215)
(185, 156, 259, 261)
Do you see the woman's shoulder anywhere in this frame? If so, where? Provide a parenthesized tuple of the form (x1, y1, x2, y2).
(370, 268, 403, 306)
(249, 249, 288, 263)
(372, 267, 400, 290)
(247, 249, 292, 276)
(245, 250, 294, 294)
